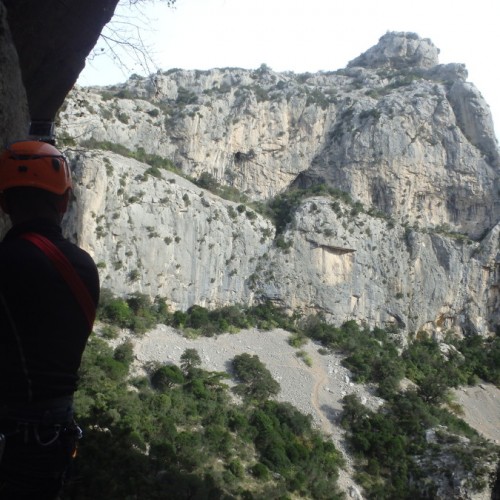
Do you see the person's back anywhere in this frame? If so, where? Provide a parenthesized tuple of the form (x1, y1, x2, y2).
(0, 141, 99, 499)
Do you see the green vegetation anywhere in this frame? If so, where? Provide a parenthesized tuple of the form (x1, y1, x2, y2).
(295, 350, 313, 367)
(192, 172, 250, 204)
(450, 333, 500, 385)
(252, 183, 366, 234)
(99, 88, 136, 101)
(232, 353, 280, 402)
(365, 72, 425, 99)
(93, 291, 499, 497)
(65, 335, 344, 498)
(97, 289, 170, 334)
(80, 139, 181, 176)
(340, 391, 497, 497)
(97, 292, 299, 337)
(302, 318, 499, 496)
(432, 223, 473, 243)
(305, 88, 333, 110)
(176, 86, 198, 106)
(98, 290, 500, 388)
(359, 108, 381, 121)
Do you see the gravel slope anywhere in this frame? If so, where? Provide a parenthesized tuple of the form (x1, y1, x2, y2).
(452, 384, 500, 444)
(110, 325, 500, 499)
(117, 325, 381, 497)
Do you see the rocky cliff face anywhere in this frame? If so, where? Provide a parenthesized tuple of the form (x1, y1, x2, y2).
(3, 0, 119, 120)
(58, 32, 500, 337)
(0, 2, 30, 142)
(64, 150, 274, 310)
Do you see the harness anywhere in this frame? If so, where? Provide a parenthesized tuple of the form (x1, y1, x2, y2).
(20, 232, 96, 329)
(0, 396, 83, 462)
(0, 233, 94, 463)
(0, 419, 83, 463)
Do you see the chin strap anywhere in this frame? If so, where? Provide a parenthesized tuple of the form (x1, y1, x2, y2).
(20, 232, 96, 330)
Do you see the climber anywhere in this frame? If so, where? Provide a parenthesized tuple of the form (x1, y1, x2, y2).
(0, 140, 100, 499)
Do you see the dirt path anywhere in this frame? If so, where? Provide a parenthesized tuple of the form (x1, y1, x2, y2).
(307, 347, 364, 498)
(310, 362, 330, 433)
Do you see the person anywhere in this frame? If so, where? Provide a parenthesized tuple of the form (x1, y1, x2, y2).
(0, 140, 100, 499)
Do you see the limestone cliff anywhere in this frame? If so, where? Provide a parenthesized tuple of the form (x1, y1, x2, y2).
(63, 150, 274, 310)
(58, 32, 500, 337)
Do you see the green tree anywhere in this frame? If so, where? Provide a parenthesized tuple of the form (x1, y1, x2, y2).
(113, 340, 135, 367)
(98, 290, 132, 327)
(232, 353, 280, 402)
(180, 348, 202, 376)
(151, 364, 185, 391)
(186, 305, 210, 329)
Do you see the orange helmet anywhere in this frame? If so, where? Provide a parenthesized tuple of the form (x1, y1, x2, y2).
(0, 141, 72, 195)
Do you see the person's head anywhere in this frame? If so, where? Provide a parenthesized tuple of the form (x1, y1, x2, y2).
(0, 141, 72, 224)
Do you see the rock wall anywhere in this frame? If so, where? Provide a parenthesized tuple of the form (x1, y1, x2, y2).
(60, 35, 500, 240)
(255, 196, 500, 334)
(0, 2, 29, 144)
(64, 150, 274, 311)
(3, 0, 119, 120)
(58, 32, 500, 336)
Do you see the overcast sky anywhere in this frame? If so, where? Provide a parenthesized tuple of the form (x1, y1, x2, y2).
(78, 0, 500, 139)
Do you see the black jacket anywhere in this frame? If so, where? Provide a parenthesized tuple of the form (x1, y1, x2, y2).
(0, 219, 99, 403)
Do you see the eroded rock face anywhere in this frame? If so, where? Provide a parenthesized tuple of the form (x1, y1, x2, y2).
(58, 32, 500, 336)
(250, 196, 499, 334)
(0, 2, 29, 143)
(60, 34, 500, 241)
(63, 150, 274, 310)
(3, 0, 119, 120)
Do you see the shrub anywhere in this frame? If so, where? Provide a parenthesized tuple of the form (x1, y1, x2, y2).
(176, 86, 198, 106)
(151, 364, 185, 391)
(288, 334, 308, 348)
(232, 353, 280, 402)
(251, 462, 269, 479)
(113, 341, 135, 367)
(296, 350, 312, 367)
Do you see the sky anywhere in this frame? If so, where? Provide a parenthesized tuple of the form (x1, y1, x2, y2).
(78, 0, 500, 139)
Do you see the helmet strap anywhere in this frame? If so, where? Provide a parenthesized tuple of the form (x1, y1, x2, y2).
(57, 190, 70, 214)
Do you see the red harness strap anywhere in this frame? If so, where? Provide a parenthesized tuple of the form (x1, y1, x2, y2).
(20, 232, 96, 330)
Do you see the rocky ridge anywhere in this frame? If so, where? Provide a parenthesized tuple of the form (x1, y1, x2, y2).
(58, 32, 500, 337)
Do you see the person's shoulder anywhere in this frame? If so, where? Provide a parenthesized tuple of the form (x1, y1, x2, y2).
(0, 234, 32, 257)
(62, 239, 97, 265)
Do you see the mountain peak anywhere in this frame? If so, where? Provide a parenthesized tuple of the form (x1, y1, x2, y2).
(348, 31, 440, 70)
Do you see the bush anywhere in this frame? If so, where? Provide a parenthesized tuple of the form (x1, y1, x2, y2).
(98, 289, 170, 334)
(288, 334, 307, 348)
(113, 341, 135, 367)
(452, 334, 500, 385)
(151, 364, 185, 391)
(232, 354, 280, 401)
(251, 462, 269, 479)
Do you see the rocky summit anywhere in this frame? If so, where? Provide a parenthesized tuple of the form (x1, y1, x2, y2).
(57, 31, 500, 338)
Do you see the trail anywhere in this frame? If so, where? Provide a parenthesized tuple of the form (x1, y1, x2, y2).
(308, 348, 363, 499)
(310, 358, 332, 434)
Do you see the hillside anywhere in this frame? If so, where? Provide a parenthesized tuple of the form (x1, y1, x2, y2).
(1, 6, 497, 499)
(87, 295, 498, 500)
(57, 32, 500, 338)
(52, 31, 500, 498)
